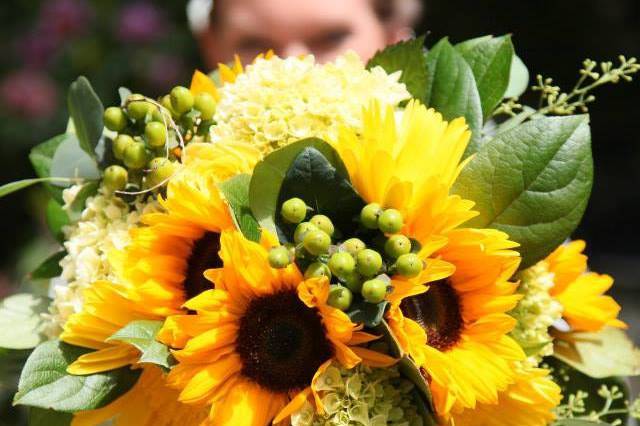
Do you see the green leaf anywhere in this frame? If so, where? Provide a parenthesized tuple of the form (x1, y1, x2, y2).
(367, 36, 428, 100)
(249, 138, 359, 239)
(67, 76, 104, 158)
(67, 181, 100, 222)
(107, 320, 173, 369)
(30, 251, 65, 280)
(553, 327, 640, 378)
(14, 340, 140, 412)
(504, 55, 530, 99)
(29, 134, 68, 203)
(456, 35, 514, 119)
(275, 147, 365, 241)
(424, 38, 483, 156)
(452, 115, 593, 268)
(49, 134, 100, 183)
(219, 174, 261, 242)
(45, 199, 70, 242)
(28, 407, 72, 426)
(0, 294, 48, 350)
(347, 300, 388, 328)
(0, 178, 75, 199)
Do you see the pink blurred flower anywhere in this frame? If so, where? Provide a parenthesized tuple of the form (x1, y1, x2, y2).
(116, 2, 165, 44)
(0, 70, 59, 119)
(147, 54, 186, 91)
(39, 0, 92, 40)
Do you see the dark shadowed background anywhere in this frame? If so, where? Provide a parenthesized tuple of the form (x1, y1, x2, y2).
(0, 0, 638, 423)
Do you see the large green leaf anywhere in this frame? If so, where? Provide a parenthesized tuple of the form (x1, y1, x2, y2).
(30, 251, 65, 280)
(424, 38, 483, 156)
(14, 340, 140, 412)
(67, 76, 104, 158)
(107, 320, 173, 369)
(28, 407, 72, 426)
(452, 115, 593, 267)
(553, 327, 640, 379)
(367, 36, 428, 100)
(456, 35, 514, 119)
(219, 174, 261, 242)
(249, 138, 356, 239)
(0, 294, 48, 350)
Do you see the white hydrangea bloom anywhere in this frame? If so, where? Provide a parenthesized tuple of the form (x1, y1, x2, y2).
(211, 52, 410, 153)
(43, 186, 159, 337)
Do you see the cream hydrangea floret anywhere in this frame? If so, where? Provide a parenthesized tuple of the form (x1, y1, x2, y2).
(43, 185, 159, 337)
(211, 51, 410, 154)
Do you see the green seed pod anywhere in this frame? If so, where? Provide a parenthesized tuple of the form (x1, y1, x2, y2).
(268, 246, 291, 269)
(112, 134, 135, 160)
(327, 285, 353, 311)
(342, 272, 363, 293)
(378, 209, 403, 234)
(361, 278, 388, 303)
(310, 214, 335, 237)
(194, 92, 216, 120)
(356, 249, 383, 277)
(293, 222, 318, 244)
(170, 86, 194, 115)
(123, 142, 148, 169)
(303, 230, 331, 256)
(281, 197, 308, 224)
(341, 238, 366, 255)
(328, 252, 356, 279)
(103, 106, 127, 131)
(127, 94, 152, 121)
(103, 165, 128, 192)
(145, 121, 168, 148)
(360, 203, 382, 229)
(145, 157, 175, 188)
(304, 262, 332, 280)
(384, 234, 412, 259)
(395, 253, 423, 278)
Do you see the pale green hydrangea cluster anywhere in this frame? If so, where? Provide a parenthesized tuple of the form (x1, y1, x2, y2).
(510, 262, 564, 360)
(43, 186, 159, 337)
(291, 363, 424, 426)
(211, 52, 410, 154)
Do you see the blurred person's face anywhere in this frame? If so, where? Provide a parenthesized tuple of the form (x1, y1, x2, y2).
(199, 0, 409, 66)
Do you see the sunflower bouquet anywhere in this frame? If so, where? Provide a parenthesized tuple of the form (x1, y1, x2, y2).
(1, 35, 640, 426)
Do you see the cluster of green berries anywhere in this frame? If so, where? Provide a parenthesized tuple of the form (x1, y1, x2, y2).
(267, 198, 425, 313)
(101, 86, 217, 193)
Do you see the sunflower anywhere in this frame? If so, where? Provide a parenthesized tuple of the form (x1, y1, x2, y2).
(452, 365, 562, 426)
(332, 101, 525, 416)
(158, 231, 395, 425)
(545, 240, 626, 332)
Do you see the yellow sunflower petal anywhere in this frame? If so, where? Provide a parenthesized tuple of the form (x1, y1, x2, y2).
(67, 345, 139, 375)
(190, 69, 220, 100)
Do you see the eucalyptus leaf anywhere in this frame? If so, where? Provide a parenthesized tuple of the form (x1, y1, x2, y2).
(30, 251, 65, 280)
(504, 55, 530, 99)
(107, 320, 173, 369)
(29, 134, 68, 202)
(219, 174, 261, 242)
(45, 199, 70, 242)
(118, 87, 132, 106)
(28, 407, 72, 426)
(14, 340, 140, 412)
(49, 134, 101, 184)
(553, 327, 640, 378)
(67, 76, 104, 158)
(347, 300, 388, 328)
(424, 38, 483, 156)
(67, 181, 100, 222)
(367, 36, 428, 100)
(452, 115, 593, 268)
(456, 35, 515, 119)
(0, 294, 48, 350)
(0, 178, 73, 199)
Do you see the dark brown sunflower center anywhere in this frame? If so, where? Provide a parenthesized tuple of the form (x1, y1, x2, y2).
(400, 279, 463, 352)
(184, 231, 222, 301)
(236, 290, 334, 393)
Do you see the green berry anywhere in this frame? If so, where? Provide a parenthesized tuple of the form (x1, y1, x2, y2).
(384, 235, 412, 258)
(360, 203, 382, 229)
(268, 246, 291, 268)
(327, 285, 353, 311)
(123, 142, 148, 169)
(342, 272, 363, 293)
(127, 95, 152, 121)
(194, 92, 216, 120)
(170, 86, 194, 114)
(293, 222, 318, 244)
(112, 134, 134, 160)
(341, 238, 366, 255)
(304, 262, 332, 280)
(395, 253, 423, 278)
(356, 249, 383, 277)
(309, 214, 334, 237)
(378, 209, 403, 234)
(303, 230, 331, 256)
(103, 107, 127, 131)
(160, 95, 179, 118)
(281, 198, 308, 224)
(103, 165, 128, 191)
(361, 279, 388, 303)
(144, 121, 167, 148)
(328, 252, 355, 279)
(145, 157, 176, 188)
